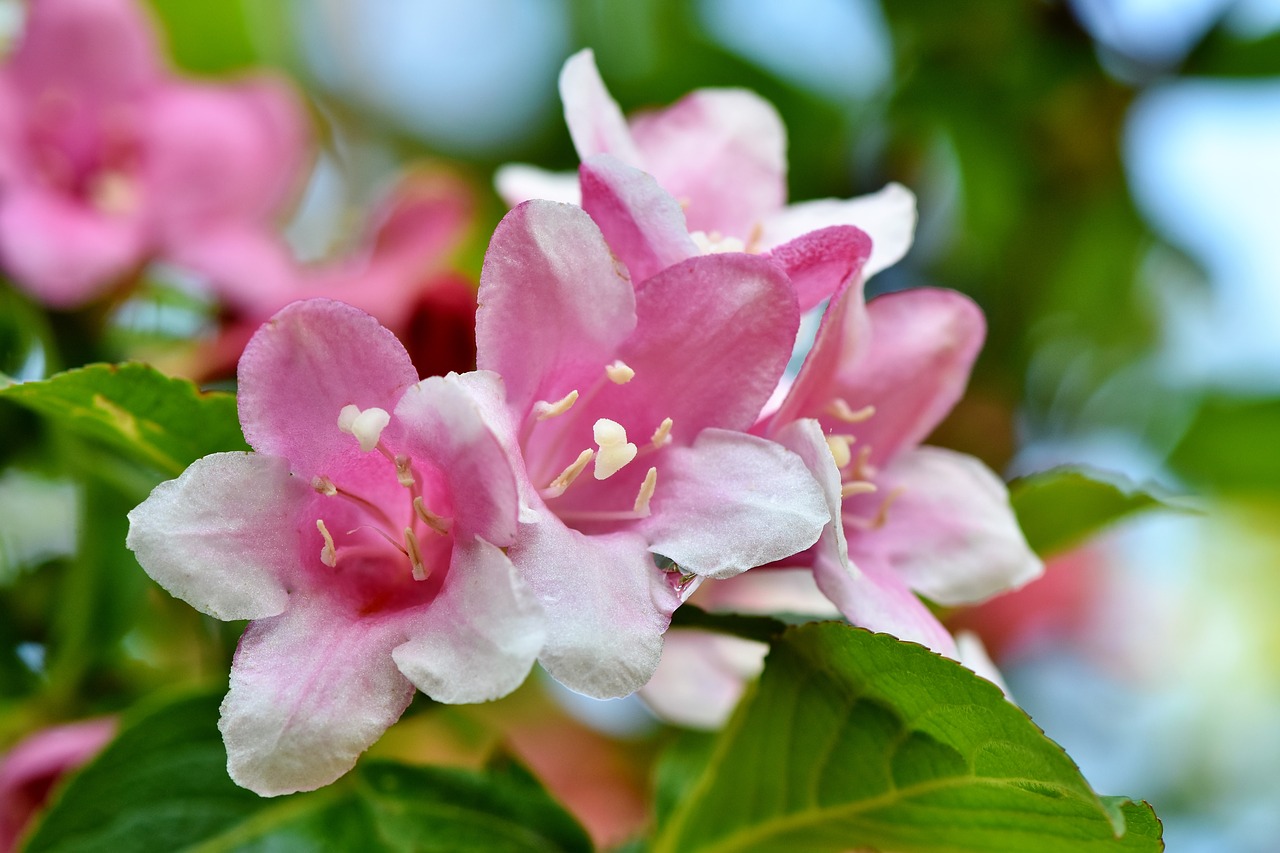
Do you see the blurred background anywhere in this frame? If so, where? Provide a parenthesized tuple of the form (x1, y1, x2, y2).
(3, 0, 1280, 849)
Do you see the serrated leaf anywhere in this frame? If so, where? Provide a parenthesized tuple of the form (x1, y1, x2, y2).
(653, 623, 1163, 853)
(0, 364, 247, 478)
(1009, 466, 1170, 557)
(23, 691, 593, 853)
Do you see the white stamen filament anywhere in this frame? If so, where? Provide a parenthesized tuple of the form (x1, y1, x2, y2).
(840, 481, 878, 499)
(828, 399, 876, 423)
(633, 467, 658, 517)
(403, 527, 427, 581)
(651, 417, 673, 448)
(535, 389, 579, 420)
(543, 448, 594, 498)
(826, 434, 856, 469)
(605, 360, 635, 384)
(316, 519, 337, 567)
(413, 496, 453, 534)
(593, 418, 638, 479)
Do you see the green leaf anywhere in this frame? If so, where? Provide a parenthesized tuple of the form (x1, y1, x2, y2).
(667, 606, 789, 644)
(24, 692, 593, 853)
(145, 0, 260, 74)
(1009, 466, 1170, 557)
(653, 623, 1163, 853)
(1167, 395, 1280, 494)
(0, 364, 247, 478)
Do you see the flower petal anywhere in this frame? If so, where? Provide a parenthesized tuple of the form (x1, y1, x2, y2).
(770, 418, 849, 572)
(579, 154, 697, 284)
(475, 200, 636, 415)
(640, 630, 763, 730)
(237, 299, 419, 480)
(760, 182, 917, 277)
(494, 163, 582, 207)
(126, 452, 303, 621)
(559, 48, 642, 165)
(846, 446, 1042, 605)
(219, 598, 416, 796)
(765, 224, 873, 314)
(391, 373, 520, 546)
(643, 429, 827, 580)
(0, 187, 145, 307)
(508, 518, 680, 699)
(392, 536, 543, 703)
(609, 252, 797, 437)
(628, 89, 786, 237)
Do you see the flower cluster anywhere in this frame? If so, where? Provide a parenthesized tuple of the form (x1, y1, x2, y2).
(125, 47, 1040, 796)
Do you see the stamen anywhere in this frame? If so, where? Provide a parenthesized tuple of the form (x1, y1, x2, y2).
(844, 486, 906, 531)
(413, 496, 453, 535)
(403, 527, 427, 581)
(395, 455, 415, 488)
(852, 446, 879, 481)
(535, 389, 579, 420)
(316, 519, 337, 567)
(651, 417, 673, 449)
(633, 467, 658, 517)
(337, 405, 361, 433)
(593, 418, 638, 479)
(828, 399, 876, 423)
(825, 434, 856, 469)
(840, 481, 878, 498)
(351, 408, 391, 452)
(690, 230, 746, 254)
(312, 475, 338, 496)
(543, 448, 594, 498)
(605, 360, 635, 384)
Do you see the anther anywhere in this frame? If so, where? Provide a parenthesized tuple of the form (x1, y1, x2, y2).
(413, 496, 453, 535)
(828, 399, 876, 423)
(852, 446, 878, 481)
(312, 476, 338, 496)
(535, 390, 579, 420)
(651, 417, 673, 449)
(840, 481, 878, 499)
(593, 418, 638, 479)
(544, 448, 594, 498)
(316, 519, 337, 567)
(633, 467, 658, 517)
(690, 230, 746, 254)
(338, 404, 391, 452)
(826, 434, 856, 469)
(605, 360, 635, 384)
(403, 527, 427, 581)
(395, 455, 415, 488)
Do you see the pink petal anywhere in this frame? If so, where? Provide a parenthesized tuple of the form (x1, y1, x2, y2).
(364, 170, 472, 276)
(559, 49, 642, 165)
(812, 549, 958, 657)
(579, 154, 697, 283)
(391, 373, 520, 546)
(475, 201, 636, 416)
(147, 77, 308, 238)
(0, 187, 145, 306)
(237, 299, 420, 481)
(696, 566, 840, 618)
(169, 226, 298, 315)
(391, 536, 543, 703)
(770, 418, 849, 572)
(765, 224, 872, 313)
(639, 631, 763, 729)
(845, 446, 1042, 605)
(219, 598, 416, 796)
(628, 89, 786, 237)
(9, 0, 161, 102)
(642, 428, 827, 580)
(760, 182, 917, 277)
(507, 519, 680, 699)
(494, 163, 581, 207)
(126, 452, 305, 621)
(610, 252, 797, 436)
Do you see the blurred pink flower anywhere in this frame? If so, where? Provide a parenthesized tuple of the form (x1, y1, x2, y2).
(470, 200, 828, 699)
(127, 299, 543, 796)
(496, 48, 916, 302)
(0, 717, 115, 851)
(0, 0, 307, 307)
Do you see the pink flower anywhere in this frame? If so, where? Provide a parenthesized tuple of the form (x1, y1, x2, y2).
(496, 49, 915, 307)
(470, 200, 829, 699)
(0, 0, 307, 307)
(760, 256, 1043, 659)
(0, 718, 115, 852)
(127, 299, 543, 796)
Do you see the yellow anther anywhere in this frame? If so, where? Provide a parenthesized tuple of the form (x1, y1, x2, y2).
(535, 389, 579, 420)
(403, 527, 427, 581)
(593, 418, 638, 479)
(413, 496, 453, 535)
(651, 417, 673, 448)
(395, 455, 415, 488)
(690, 230, 747, 254)
(828, 399, 876, 423)
(545, 448, 595, 498)
(633, 467, 658, 517)
(605, 360, 635, 384)
(852, 445, 878, 481)
(316, 519, 337, 567)
(312, 476, 338, 496)
(840, 481, 878, 499)
(825, 434, 856, 469)
(337, 404, 361, 433)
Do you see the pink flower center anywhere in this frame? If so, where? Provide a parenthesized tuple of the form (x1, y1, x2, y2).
(823, 398, 906, 531)
(28, 88, 142, 216)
